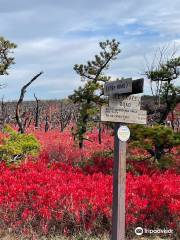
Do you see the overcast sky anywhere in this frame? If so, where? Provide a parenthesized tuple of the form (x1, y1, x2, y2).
(0, 0, 180, 100)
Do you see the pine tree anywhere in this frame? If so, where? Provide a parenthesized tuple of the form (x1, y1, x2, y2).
(69, 39, 121, 148)
(145, 55, 180, 123)
(0, 36, 17, 75)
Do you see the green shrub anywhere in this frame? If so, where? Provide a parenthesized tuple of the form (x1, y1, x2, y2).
(129, 124, 180, 169)
(0, 125, 40, 164)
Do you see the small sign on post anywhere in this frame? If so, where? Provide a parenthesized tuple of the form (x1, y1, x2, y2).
(109, 95, 141, 110)
(117, 125, 130, 142)
(104, 78, 132, 96)
(101, 105, 147, 124)
(100, 77, 147, 240)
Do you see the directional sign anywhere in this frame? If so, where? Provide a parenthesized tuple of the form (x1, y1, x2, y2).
(101, 105, 147, 124)
(104, 78, 132, 96)
(109, 95, 141, 110)
(132, 78, 144, 94)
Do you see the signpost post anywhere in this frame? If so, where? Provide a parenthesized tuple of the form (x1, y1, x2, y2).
(101, 78, 147, 240)
(112, 123, 127, 240)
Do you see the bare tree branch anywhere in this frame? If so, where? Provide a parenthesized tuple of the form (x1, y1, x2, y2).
(16, 72, 43, 133)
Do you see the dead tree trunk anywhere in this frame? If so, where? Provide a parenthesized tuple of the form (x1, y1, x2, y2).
(0, 97, 6, 129)
(27, 117, 32, 128)
(34, 93, 40, 129)
(16, 72, 43, 133)
(45, 115, 49, 132)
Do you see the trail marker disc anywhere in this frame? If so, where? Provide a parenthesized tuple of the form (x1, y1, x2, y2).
(117, 125, 130, 142)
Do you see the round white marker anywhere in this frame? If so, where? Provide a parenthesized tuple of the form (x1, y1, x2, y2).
(117, 125, 130, 142)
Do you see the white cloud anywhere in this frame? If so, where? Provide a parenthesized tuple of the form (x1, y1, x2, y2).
(0, 0, 180, 99)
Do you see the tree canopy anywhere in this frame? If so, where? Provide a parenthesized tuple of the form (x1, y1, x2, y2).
(0, 36, 17, 75)
(145, 52, 180, 123)
(69, 39, 121, 148)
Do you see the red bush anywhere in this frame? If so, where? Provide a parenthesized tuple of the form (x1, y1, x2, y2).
(0, 127, 179, 237)
(33, 129, 113, 165)
(0, 160, 179, 235)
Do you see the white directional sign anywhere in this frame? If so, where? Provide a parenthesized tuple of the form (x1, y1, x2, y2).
(109, 95, 141, 110)
(101, 105, 147, 124)
(104, 78, 132, 96)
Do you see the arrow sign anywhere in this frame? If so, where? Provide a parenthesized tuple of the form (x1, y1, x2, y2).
(131, 78, 144, 94)
(104, 78, 144, 96)
(104, 78, 132, 96)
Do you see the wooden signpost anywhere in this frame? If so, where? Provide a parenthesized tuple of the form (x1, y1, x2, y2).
(101, 78, 147, 240)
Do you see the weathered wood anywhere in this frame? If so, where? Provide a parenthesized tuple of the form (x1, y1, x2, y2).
(104, 78, 132, 96)
(104, 78, 144, 96)
(109, 95, 141, 110)
(103, 77, 146, 240)
(101, 105, 147, 124)
(112, 123, 126, 240)
(45, 115, 49, 132)
(132, 78, 144, 94)
(34, 93, 40, 129)
(16, 72, 43, 133)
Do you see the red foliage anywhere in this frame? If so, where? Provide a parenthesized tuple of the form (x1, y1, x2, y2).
(33, 129, 113, 165)
(0, 160, 179, 235)
(83, 156, 113, 175)
(0, 128, 179, 236)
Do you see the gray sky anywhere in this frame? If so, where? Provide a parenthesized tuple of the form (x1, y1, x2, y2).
(0, 0, 180, 100)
